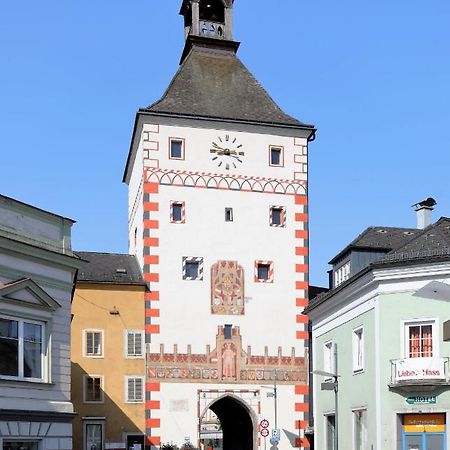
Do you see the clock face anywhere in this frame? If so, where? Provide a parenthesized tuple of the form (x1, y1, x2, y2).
(210, 134, 245, 171)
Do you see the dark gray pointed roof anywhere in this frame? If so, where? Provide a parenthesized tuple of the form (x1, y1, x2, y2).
(144, 44, 312, 128)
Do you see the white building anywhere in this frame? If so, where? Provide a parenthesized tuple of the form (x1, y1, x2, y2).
(0, 195, 81, 450)
(123, 1, 315, 449)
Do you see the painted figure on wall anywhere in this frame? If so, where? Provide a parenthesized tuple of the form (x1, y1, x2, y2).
(211, 260, 244, 315)
(222, 342, 237, 379)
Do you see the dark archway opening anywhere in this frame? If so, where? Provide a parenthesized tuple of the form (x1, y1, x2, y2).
(199, 0, 225, 23)
(209, 396, 253, 450)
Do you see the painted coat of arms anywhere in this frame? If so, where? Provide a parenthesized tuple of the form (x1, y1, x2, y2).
(211, 260, 244, 315)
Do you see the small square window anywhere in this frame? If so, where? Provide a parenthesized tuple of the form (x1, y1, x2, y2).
(225, 208, 233, 222)
(254, 260, 274, 283)
(170, 201, 185, 223)
(169, 138, 184, 160)
(269, 146, 284, 167)
(270, 206, 286, 227)
(183, 257, 204, 280)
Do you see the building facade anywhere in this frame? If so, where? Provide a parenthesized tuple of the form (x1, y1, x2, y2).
(0, 195, 81, 450)
(71, 252, 147, 450)
(123, 1, 315, 449)
(307, 210, 450, 450)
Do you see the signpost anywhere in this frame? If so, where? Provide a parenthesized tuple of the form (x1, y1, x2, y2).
(260, 419, 270, 450)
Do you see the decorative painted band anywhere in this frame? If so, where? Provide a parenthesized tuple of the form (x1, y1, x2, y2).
(144, 168, 307, 195)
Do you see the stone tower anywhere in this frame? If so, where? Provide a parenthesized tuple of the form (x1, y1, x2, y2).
(123, 1, 315, 449)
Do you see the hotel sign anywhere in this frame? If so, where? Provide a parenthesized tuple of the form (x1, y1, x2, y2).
(405, 395, 437, 405)
(394, 357, 446, 382)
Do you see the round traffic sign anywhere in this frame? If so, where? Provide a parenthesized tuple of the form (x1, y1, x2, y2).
(260, 419, 269, 429)
(261, 428, 269, 437)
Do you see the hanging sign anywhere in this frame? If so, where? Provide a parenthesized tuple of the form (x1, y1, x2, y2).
(405, 395, 437, 405)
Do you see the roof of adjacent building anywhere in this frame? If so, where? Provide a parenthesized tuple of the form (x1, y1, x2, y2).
(75, 252, 146, 286)
(144, 43, 314, 129)
(329, 225, 419, 264)
(308, 217, 450, 312)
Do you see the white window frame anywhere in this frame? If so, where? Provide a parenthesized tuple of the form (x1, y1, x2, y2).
(125, 376, 144, 403)
(324, 413, 336, 450)
(83, 329, 104, 358)
(125, 330, 144, 358)
(352, 327, 364, 373)
(0, 314, 46, 383)
(400, 318, 438, 359)
(352, 408, 367, 450)
(83, 375, 104, 404)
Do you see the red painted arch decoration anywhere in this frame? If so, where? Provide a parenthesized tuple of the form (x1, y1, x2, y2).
(144, 168, 307, 195)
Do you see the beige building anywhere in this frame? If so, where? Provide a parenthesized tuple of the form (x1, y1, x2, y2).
(71, 252, 147, 450)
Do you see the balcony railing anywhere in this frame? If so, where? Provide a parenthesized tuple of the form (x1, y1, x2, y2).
(390, 357, 449, 387)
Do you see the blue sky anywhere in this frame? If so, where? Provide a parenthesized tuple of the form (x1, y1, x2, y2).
(1, 1, 449, 286)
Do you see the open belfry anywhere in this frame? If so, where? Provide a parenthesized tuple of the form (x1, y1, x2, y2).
(123, 1, 315, 449)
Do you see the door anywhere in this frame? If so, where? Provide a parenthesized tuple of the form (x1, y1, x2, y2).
(403, 433, 445, 450)
(425, 434, 445, 450)
(404, 434, 423, 450)
(127, 435, 145, 450)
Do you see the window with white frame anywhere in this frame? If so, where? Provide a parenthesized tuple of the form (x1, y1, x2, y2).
(84, 330, 103, 357)
(325, 414, 335, 450)
(352, 327, 364, 372)
(126, 330, 144, 358)
(323, 340, 335, 376)
(0, 316, 44, 381)
(353, 409, 367, 450)
(334, 261, 350, 287)
(404, 320, 436, 358)
(84, 375, 103, 403)
(126, 376, 144, 403)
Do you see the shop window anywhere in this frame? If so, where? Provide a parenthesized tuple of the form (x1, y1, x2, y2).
(270, 206, 286, 227)
(269, 146, 284, 167)
(126, 330, 144, 358)
(84, 375, 103, 403)
(254, 261, 274, 283)
(169, 138, 185, 160)
(182, 257, 204, 281)
(352, 327, 364, 373)
(0, 316, 44, 381)
(170, 201, 185, 223)
(126, 376, 144, 403)
(225, 208, 233, 222)
(84, 330, 103, 357)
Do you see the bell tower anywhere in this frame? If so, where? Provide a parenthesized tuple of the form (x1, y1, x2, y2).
(181, 0, 234, 41)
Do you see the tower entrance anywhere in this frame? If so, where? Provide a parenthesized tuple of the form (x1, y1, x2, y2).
(200, 395, 255, 450)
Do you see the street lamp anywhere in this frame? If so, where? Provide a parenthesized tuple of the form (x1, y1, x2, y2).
(312, 345, 340, 450)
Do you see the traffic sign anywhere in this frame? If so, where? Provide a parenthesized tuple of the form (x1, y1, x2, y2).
(261, 428, 269, 437)
(260, 419, 269, 429)
(272, 429, 280, 439)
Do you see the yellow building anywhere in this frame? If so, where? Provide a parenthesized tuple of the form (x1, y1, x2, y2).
(71, 252, 147, 450)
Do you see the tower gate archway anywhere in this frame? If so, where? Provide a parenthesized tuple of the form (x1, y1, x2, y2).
(199, 394, 258, 450)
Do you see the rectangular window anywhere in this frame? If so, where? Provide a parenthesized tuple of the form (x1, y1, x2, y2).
(353, 409, 366, 450)
(126, 330, 144, 358)
(182, 257, 203, 280)
(224, 324, 233, 339)
(269, 146, 284, 167)
(84, 375, 103, 403)
(170, 201, 185, 223)
(3, 442, 40, 450)
(84, 422, 104, 450)
(85, 330, 103, 357)
(352, 327, 364, 373)
(326, 414, 336, 450)
(169, 138, 185, 160)
(407, 322, 434, 358)
(0, 316, 43, 381)
(254, 260, 274, 283)
(270, 206, 286, 227)
(126, 376, 144, 403)
(225, 208, 233, 222)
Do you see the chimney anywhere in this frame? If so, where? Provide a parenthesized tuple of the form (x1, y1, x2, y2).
(412, 197, 437, 229)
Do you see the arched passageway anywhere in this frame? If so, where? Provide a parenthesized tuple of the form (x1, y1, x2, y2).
(200, 396, 254, 450)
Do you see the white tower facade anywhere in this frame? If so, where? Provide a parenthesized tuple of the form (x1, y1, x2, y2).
(123, 2, 315, 449)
